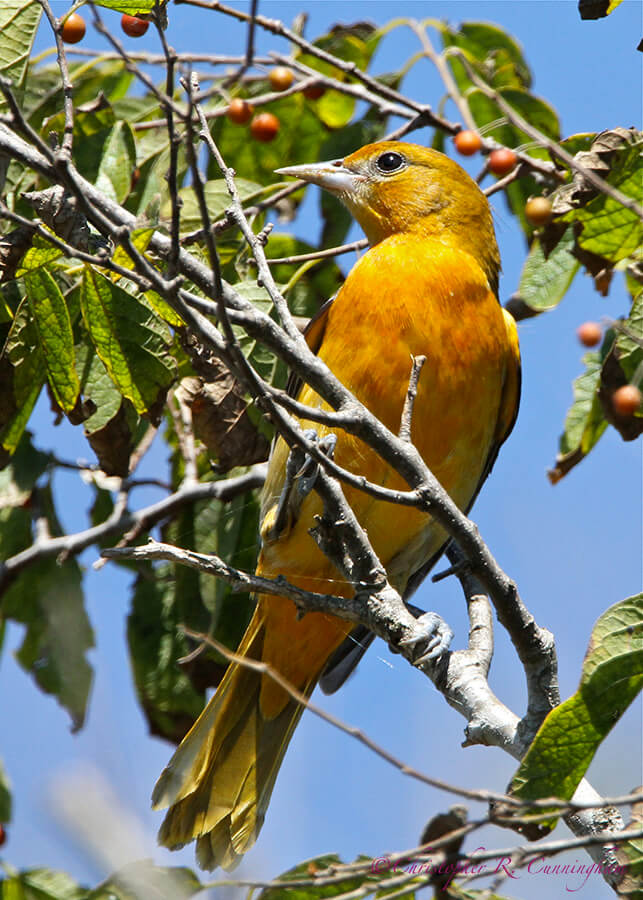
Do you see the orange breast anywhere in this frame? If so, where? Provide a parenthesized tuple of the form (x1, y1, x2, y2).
(256, 234, 511, 714)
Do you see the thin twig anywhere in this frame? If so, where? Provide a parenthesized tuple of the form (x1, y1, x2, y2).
(399, 355, 426, 442)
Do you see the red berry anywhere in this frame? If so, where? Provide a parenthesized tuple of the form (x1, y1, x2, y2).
(61, 12, 86, 44)
(612, 385, 642, 417)
(488, 148, 518, 176)
(577, 322, 602, 348)
(250, 112, 280, 142)
(269, 67, 294, 92)
(121, 14, 149, 37)
(453, 130, 482, 156)
(525, 196, 553, 226)
(0, 824, 6, 847)
(226, 98, 253, 125)
(303, 83, 326, 100)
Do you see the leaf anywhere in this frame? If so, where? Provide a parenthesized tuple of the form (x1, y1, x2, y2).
(15, 233, 63, 276)
(162, 178, 262, 233)
(510, 594, 643, 831)
(0, 758, 11, 823)
(0, 1, 42, 111)
(0, 868, 87, 900)
(92, 0, 157, 13)
(548, 351, 608, 483)
(439, 21, 532, 92)
(24, 269, 80, 413)
(517, 228, 579, 312)
(258, 854, 422, 900)
(80, 267, 176, 416)
(127, 561, 216, 744)
(88, 860, 202, 900)
(614, 290, 643, 382)
(210, 93, 327, 187)
(579, 0, 625, 19)
(233, 281, 288, 388)
(127, 483, 259, 743)
(94, 120, 137, 204)
(0, 431, 49, 508)
(177, 373, 269, 472)
(2, 486, 94, 730)
(0, 298, 46, 459)
(571, 140, 643, 264)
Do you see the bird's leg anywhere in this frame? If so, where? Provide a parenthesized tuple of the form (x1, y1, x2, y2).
(266, 430, 337, 542)
(398, 610, 454, 665)
(296, 431, 337, 497)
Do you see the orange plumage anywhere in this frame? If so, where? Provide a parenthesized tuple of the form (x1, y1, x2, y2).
(152, 141, 521, 869)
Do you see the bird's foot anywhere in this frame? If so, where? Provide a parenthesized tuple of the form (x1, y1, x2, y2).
(266, 430, 337, 542)
(399, 611, 453, 666)
(296, 430, 337, 497)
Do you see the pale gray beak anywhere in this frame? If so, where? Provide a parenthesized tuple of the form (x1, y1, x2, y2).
(274, 159, 363, 194)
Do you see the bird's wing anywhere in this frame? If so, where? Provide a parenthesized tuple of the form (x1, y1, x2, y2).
(322, 307, 521, 693)
(284, 295, 335, 400)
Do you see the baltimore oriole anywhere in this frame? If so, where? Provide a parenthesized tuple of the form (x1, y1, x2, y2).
(152, 141, 521, 869)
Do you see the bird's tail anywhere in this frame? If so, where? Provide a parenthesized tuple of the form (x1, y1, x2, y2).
(152, 596, 338, 870)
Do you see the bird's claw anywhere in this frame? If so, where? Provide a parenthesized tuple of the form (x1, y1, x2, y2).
(398, 611, 453, 666)
(266, 430, 337, 542)
(296, 430, 337, 497)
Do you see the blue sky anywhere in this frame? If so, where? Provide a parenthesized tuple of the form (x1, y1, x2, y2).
(1, 3, 641, 899)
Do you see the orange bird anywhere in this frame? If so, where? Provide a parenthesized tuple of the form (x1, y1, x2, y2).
(152, 141, 521, 869)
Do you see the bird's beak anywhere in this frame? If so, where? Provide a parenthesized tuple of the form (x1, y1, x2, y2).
(274, 159, 363, 195)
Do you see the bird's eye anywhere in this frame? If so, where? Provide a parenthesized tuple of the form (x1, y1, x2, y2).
(375, 151, 405, 174)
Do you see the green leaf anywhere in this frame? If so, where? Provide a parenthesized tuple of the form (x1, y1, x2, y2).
(258, 854, 421, 900)
(0, 431, 49, 508)
(510, 594, 643, 829)
(0, 758, 11, 823)
(233, 281, 288, 388)
(2, 486, 94, 730)
(0, 868, 87, 900)
(0, 298, 46, 458)
(24, 269, 80, 413)
(128, 482, 259, 743)
(316, 89, 356, 130)
(571, 140, 643, 263)
(88, 860, 202, 900)
(75, 338, 123, 434)
(163, 178, 263, 233)
(127, 562, 214, 744)
(210, 94, 327, 187)
(439, 21, 532, 92)
(93, 0, 156, 12)
(80, 267, 176, 416)
(16, 234, 64, 275)
(0, 1, 42, 111)
(549, 351, 608, 483)
(94, 121, 137, 204)
(518, 228, 579, 312)
(615, 290, 643, 382)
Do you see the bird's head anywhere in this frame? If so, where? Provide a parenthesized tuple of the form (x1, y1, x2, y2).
(276, 140, 500, 295)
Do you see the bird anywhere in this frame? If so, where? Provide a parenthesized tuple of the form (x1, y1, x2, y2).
(152, 140, 521, 870)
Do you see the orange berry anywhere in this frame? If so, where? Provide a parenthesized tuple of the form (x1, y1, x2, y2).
(250, 112, 280, 142)
(269, 67, 294, 92)
(577, 322, 602, 348)
(303, 82, 326, 100)
(453, 130, 482, 156)
(612, 385, 642, 417)
(525, 196, 553, 226)
(61, 12, 86, 44)
(121, 14, 149, 37)
(488, 148, 518, 176)
(226, 98, 253, 125)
